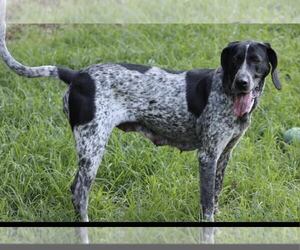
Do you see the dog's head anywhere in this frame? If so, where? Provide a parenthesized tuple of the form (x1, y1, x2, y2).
(221, 40, 281, 117)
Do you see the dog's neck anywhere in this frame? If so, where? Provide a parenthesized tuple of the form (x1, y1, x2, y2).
(213, 67, 230, 95)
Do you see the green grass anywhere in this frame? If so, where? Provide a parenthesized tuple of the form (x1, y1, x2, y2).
(7, 0, 300, 23)
(0, 24, 299, 222)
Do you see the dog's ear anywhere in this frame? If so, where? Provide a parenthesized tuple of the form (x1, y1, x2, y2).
(221, 46, 230, 70)
(221, 43, 236, 94)
(221, 44, 233, 70)
(264, 43, 282, 90)
(221, 41, 239, 69)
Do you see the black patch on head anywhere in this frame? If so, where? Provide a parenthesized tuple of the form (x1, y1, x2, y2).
(118, 63, 151, 74)
(68, 72, 96, 130)
(186, 69, 214, 117)
(247, 43, 270, 77)
(221, 42, 247, 94)
(221, 41, 278, 94)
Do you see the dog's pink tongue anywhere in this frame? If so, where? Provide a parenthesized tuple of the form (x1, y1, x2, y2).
(233, 92, 254, 117)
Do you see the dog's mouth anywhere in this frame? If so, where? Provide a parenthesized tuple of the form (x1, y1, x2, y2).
(233, 89, 259, 118)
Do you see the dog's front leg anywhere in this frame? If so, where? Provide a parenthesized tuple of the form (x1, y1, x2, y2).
(197, 120, 234, 222)
(198, 151, 217, 222)
(214, 134, 242, 214)
(214, 150, 230, 215)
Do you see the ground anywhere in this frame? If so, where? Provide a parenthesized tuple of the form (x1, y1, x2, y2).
(0, 24, 299, 222)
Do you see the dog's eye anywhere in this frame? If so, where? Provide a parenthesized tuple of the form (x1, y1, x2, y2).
(249, 56, 262, 64)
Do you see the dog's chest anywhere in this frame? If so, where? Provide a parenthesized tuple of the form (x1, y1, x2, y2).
(196, 73, 251, 147)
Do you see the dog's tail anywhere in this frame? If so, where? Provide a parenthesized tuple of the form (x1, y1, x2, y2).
(0, 0, 76, 84)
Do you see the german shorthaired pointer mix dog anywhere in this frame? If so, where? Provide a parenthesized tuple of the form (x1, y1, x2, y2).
(0, 0, 281, 222)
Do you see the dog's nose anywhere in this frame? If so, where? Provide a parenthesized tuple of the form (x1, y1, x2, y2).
(236, 79, 249, 91)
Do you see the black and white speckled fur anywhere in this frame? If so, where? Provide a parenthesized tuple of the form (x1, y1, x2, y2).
(0, 0, 282, 223)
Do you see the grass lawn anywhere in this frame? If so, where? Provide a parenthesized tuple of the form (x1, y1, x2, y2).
(0, 24, 299, 222)
(7, 0, 300, 23)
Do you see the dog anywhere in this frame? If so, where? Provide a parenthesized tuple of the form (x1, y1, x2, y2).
(0, 1, 281, 222)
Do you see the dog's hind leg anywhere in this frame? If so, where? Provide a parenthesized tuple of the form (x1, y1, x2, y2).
(70, 118, 114, 222)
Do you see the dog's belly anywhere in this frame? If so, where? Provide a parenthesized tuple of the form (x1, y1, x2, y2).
(115, 76, 201, 150)
(117, 115, 201, 151)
